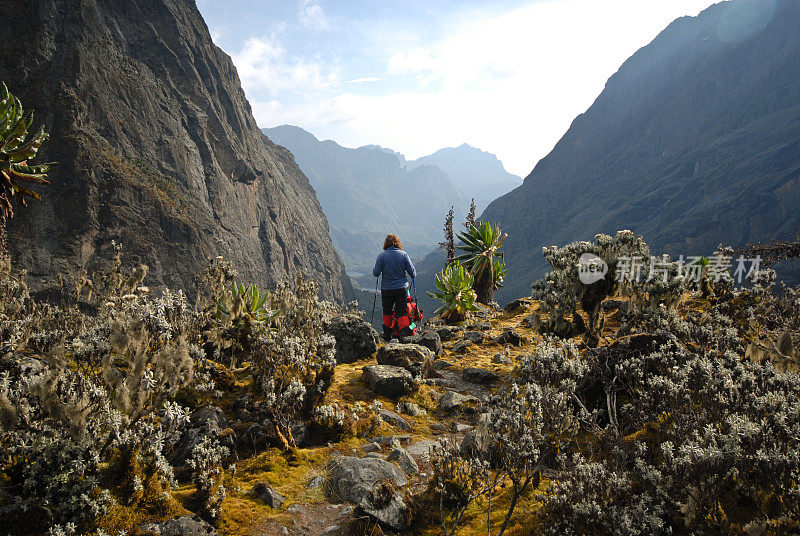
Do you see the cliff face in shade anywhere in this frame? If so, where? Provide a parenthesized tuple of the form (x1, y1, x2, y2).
(0, 0, 353, 302)
(478, 0, 800, 303)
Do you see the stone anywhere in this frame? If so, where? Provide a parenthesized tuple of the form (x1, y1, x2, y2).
(450, 340, 473, 355)
(326, 314, 379, 363)
(406, 440, 441, 459)
(376, 342, 433, 375)
(436, 325, 463, 342)
(397, 401, 427, 416)
(492, 353, 512, 364)
(326, 456, 409, 532)
(467, 321, 492, 331)
(369, 435, 411, 446)
(362, 365, 415, 398)
(432, 360, 454, 370)
(388, 447, 419, 475)
(452, 423, 473, 433)
(504, 298, 532, 312)
(252, 482, 285, 509)
(403, 330, 444, 356)
(169, 406, 235, 470)
(463, 331, 486, 344)
(364, 453, 385, 459)
(379, 409, 412, 431)
(463, 367, 499, 385)
(307, 475, 325, 489)
(139, 515, 219, 536)
(495, 329, 527, 347)
(363, 442, 382, 453)
(439, 391, 479, 412)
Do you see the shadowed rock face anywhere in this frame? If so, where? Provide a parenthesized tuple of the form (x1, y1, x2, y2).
(0, 0, 353, 302)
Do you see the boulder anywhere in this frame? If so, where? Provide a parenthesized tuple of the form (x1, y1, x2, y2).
(169, 406, 235, 470)
(326, 456, 409, 532)
(377, 342, 433, 376)
(436, 325, 463, 342)
(450, 340, 473, 355)
(463, 331, 486, 344)
(140, 515, 219, 536)
(397, 401, 427, 417)
(363, 442, 382, 453)
(492, 353, 512, 364)
(379, 409, 412, 431)
(463, 367, 499, 385)
(406, 440, 441, 459)
(433, 359, 454, 370)
(439, 391, 479, 412)
(403, 330, 443, 356)
(362, 365, 415, 398)
(327, 314, 379, 363)
(252, 482, 285, 509)
(388, 448, 419, 475)
(466, 321, 492, 331)
(494, 329, 526, 347)
(504, 298, 532, 312)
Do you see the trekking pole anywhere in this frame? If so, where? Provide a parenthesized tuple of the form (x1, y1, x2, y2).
(412, 277, 419, 324)
(371, 276, 379, 327)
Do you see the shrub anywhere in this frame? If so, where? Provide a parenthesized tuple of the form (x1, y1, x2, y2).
(249, 273, 339, 450)
(428, 263, 480, 323)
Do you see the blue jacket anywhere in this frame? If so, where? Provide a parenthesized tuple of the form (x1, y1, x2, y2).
(373, 247, 416, 290)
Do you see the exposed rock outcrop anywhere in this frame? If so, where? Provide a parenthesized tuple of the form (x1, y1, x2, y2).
(0, 0, 352, 302)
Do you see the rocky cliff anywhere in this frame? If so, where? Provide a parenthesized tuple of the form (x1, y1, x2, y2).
(479, 0, 800, 302)
(0, 0, 352, 301)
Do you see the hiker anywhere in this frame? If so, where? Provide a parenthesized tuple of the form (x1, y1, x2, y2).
(373, 234, 417, 341)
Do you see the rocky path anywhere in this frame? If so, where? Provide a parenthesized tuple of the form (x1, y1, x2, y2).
(247, 302, 536, 536)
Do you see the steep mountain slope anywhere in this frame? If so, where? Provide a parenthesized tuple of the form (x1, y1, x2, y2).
(477, 0, 800, 303)
(0, 0, 352, 301)
(263, 125, 468, 272)
(410, 144, 522, 212)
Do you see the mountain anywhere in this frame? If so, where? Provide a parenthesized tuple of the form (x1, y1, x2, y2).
(472, 0, 800, 303)
(0, 0, 352, 302)
(263, 125, 468, 273)
(409, 144, 522, 212)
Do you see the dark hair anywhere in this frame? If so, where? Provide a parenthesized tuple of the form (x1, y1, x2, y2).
(383, 234, 403, 250)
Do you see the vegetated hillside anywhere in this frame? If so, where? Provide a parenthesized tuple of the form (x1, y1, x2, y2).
(409, 144, 522, 213)
(0, 0, 352, 302)
(477, 0, 800, 303)
(263, 125, 468, 273)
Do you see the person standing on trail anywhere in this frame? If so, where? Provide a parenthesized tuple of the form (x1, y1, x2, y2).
(373, 234, 416, 341)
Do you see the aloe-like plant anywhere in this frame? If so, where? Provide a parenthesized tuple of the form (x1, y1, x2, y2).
(428, 262, 480, 322)
(0, 83, 54, 250)
(454, 221, 507, 304)
(212, 281, 276, 367)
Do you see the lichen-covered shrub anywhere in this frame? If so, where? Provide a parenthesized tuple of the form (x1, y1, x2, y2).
(249, 273, 340, 450)
(0, 251, 197, 533)
(520, 300, 800, 535)
(531, 231, 690, 344)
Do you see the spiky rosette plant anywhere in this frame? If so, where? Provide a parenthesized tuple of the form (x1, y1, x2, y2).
(454, 221, 507, 304)
(428, 262, 480, 322)
(0, 83, 55, 251)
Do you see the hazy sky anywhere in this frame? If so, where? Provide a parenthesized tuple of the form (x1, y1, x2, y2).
(197, 0, 719, 177)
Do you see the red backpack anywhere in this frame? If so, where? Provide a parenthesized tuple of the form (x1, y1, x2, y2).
(389, 291, 424, 338)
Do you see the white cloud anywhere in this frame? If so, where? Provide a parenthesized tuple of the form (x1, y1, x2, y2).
(347, 77, 382, 84)
(231, 35, 338, 96)
(246, 0, 719, 176)
(299, 1, 330, 31)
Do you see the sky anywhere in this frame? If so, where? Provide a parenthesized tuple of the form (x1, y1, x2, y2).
(197, 0, 720, 177)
